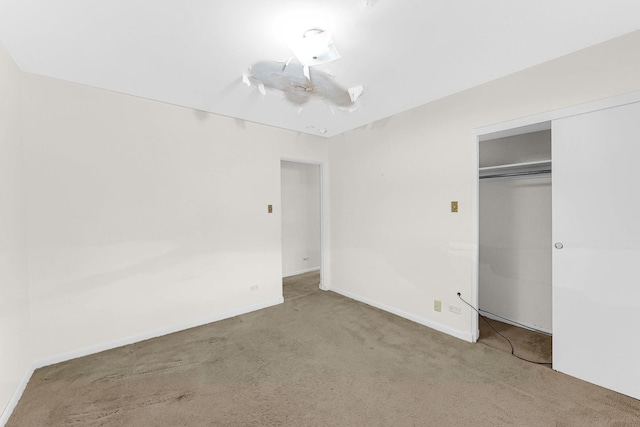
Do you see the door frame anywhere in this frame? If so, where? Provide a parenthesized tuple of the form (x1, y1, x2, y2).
(280, 157, 326, 290)
(470, 90, 640, 342)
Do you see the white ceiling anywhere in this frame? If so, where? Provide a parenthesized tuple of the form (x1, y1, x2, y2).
(1, 0, 640, 137)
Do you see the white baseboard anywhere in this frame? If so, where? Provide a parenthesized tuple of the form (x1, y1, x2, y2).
(1, 366, 35, 427)
(0, 297, 283, 426)
(479, 310, 552, 335)
(328, 286, 473, 342)
(33, 297, 284, 368)
(282, 267, 320, 278)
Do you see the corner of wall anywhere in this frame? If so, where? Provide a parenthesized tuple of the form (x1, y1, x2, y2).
(0, 38, 32, 426)
(328, 286, 473, 343)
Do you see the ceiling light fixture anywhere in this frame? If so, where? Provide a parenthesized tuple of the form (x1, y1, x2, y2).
(242, 24, 362, 112)
(288, 28, 341, 66)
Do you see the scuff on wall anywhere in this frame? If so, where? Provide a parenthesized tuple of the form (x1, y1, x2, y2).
(244, 60, 364, 111)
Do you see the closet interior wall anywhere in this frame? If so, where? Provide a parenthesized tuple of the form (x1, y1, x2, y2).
(479, 130, 552, 332)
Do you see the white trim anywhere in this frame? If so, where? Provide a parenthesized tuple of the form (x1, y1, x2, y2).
(319, 163, 328, 291)
(280, 157, 322, 166)
(1, 367, 35, 426)
(329, 286, 473, 342)
(470, 129, 480, 342)
(470, 90, 640, 344)
(0, 297, 282, 425)
(282, 267, 320, 278)
(475, 90, 640, 140)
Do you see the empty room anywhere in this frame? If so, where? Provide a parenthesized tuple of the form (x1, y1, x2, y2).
(2, 1, 640, 425)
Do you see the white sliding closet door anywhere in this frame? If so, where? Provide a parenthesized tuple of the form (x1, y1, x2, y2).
(552, 102, 640, 399)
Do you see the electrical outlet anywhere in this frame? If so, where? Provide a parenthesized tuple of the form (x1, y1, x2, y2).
(449, 305, 461, 315)
(303, 256, 309, 260)
(434, 300, 442, 312)
(249, 285, 260, 293)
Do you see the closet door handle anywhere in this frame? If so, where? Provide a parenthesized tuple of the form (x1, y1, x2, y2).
(555, 242, 564, 249)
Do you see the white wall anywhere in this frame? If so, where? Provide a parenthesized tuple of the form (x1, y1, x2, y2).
(0, 42, 30, 418)
(479, 176, 552, 331)
(479, 130, 552, 167)
(327, 30, 640, 340)
(20, 72, 329, 363)
(281, 161, 321, 277)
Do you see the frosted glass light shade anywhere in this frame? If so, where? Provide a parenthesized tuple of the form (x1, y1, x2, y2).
(289, 29, 341, 66)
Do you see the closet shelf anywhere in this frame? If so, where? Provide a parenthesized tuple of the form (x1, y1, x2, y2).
(479, 160, 551, 179)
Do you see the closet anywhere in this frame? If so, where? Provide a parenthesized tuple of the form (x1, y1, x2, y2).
(474, 98, 640, 400)
(478, 129, 552, 333)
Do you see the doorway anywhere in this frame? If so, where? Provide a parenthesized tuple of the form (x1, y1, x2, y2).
(280, 160, 323, 298)
(477, 127, 553, 364)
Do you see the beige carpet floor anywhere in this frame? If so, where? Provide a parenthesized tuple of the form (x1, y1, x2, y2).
(478, 315, 552, 367)
(8, 271, 640, 426)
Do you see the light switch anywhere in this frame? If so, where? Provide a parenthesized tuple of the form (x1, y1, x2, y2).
(451, 201, 458, 213)
(268, 204, 273, 213)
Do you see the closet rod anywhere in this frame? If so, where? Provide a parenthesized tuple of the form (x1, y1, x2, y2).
(479, 169, 551, 179)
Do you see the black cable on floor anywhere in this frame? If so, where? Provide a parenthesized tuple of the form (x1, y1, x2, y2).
(457, 293, 552, 366)
(477, 309, 551, 336)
